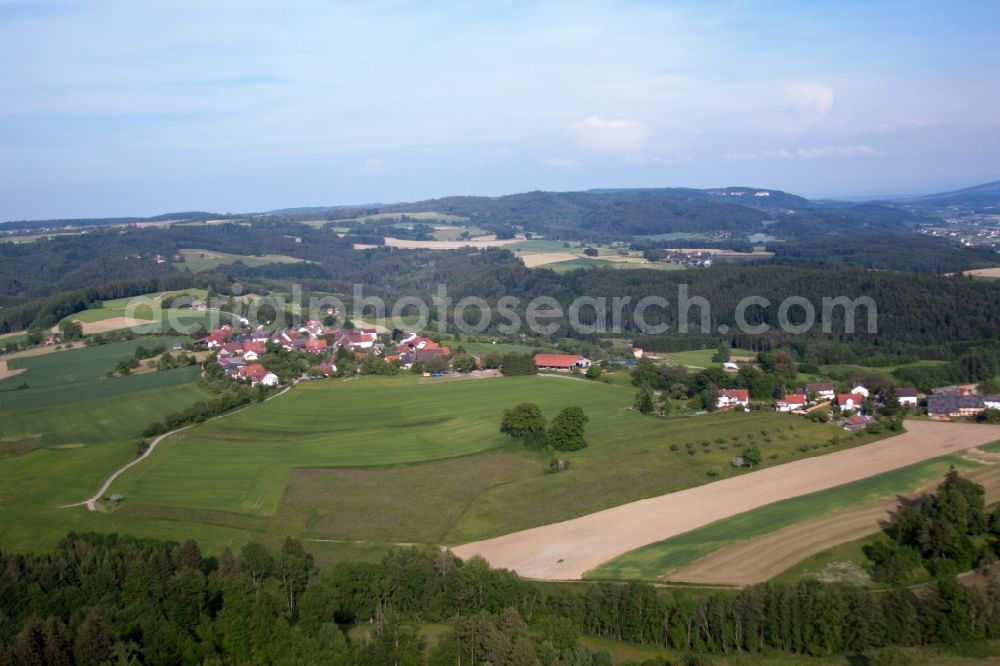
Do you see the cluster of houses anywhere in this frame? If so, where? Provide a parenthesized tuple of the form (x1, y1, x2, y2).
(716, 379, 1000, 422)
(716, 382, 921, 417)
(200, 320, 458, 386)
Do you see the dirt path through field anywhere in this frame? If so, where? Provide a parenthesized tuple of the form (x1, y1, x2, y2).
(666, 463, 1000, 585)
(451, 420, 1000, 580)
(1, 341, 84, 361)
(0, 360, 25, 381)
(61, 384, 295, 512)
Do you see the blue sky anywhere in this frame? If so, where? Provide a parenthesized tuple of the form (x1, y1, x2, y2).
(1, 0, 998, 220)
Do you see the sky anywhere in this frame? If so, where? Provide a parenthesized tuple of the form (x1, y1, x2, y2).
(1, 0, 999, 220)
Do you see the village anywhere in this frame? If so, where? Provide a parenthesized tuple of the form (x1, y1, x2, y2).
(197, 318, 1000, 430)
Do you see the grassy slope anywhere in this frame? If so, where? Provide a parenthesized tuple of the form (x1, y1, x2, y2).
(0, 338, 223, 550)
(586, 454, 978, 581)
(666, 347, 756, 369)
(106, 374, 860, 547)
(176, 248, 306, 272)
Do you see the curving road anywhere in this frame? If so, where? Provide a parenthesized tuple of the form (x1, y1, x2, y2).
(62, 384, 292, 511)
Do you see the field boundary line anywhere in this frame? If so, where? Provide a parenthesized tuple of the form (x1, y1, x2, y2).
(61, 384, 294, 511)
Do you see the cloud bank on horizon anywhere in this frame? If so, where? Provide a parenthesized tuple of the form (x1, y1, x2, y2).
(0, 0, 998, 219)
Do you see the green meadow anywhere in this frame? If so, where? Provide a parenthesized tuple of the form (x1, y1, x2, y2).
(0, 347, 893, 571)
(0, 338, 227, 552)
(176, 248, 307, 272)
(59, 288, 207, 323)
(666, 347, 757, 369)
(106, 375, 855, 547)
(586, 454, 978, 581)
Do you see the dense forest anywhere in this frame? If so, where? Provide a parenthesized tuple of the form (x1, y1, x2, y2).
(3, 223, 999, 361)
(771, 234, 1000, 274)
(4, 523, 1000, 664)
(1, 185, 937, 243)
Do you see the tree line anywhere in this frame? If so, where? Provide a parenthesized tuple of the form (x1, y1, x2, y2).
(5, 527, 1000, 665)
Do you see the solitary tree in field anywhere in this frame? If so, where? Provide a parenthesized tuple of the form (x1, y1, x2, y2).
(500, 403, 547, 448)
(549, 406, 589, 451)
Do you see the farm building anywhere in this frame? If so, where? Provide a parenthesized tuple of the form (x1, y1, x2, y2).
(928, 394, 1000, 419)
(716, 388, 749, 410)
(805, 382, 836, 401)
(533, 354, 592, 370)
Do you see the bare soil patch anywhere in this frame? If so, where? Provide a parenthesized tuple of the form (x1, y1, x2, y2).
(0, 360, 25, 382)
(452, 420, 1000, 580)
(961, 267, 1000, 278)
(76, 316, 154, 334)
(669, 463, 1000, 586)
(520, 252, 579, 268)
(354, 237, 521, 250)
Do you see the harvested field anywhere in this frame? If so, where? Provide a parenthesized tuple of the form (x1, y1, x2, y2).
(74, 316, 154, 335)
(666, 464, 1000, 585)
(520, 252, 578, 267)
(451, 420, 1000, 580)
(354, 236, 521, 250)
(962, 267, 1000, 278)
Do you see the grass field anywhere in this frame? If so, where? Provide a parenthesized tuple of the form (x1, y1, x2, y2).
(102, 375, 853, 550)
(586, 454, 978, 581)
(176, 248, 307, 272)
(820, 359, 949, 375)
(665, 347, 757, 368)
(63, 288, 208, 323)
(56, 288, 239, 335)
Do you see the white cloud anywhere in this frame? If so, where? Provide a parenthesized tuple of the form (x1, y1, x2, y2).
(569, 116, 648, 153)
(542, 157, 582, 168)
(786, 83, 834, 121)
(362, 157, 390, 174)
(722, 144, 877, 161)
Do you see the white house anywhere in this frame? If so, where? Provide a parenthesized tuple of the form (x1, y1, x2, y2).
(896, 388, 919, 408)
(717, 389, 749, 410)
(838, 393, 866, 412)
(850, 385, 870, 397)
(243, 350, 259, 362)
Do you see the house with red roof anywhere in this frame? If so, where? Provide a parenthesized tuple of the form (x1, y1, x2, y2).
(533, 353, 591, 370)
(775, 393, 807, 412)
(304, 338, 328, 353)
(837, 393, 866, 412)
(716, 388, 749, 410)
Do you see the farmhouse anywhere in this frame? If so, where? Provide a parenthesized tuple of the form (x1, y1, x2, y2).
(928, 394, 1000, 419)
(896, 387, 919, 407)
(849, 384, 870, 397)
(774, 394, 806, 413)
(805, 382, 836, 401)
(533, 353, 592, 370)
(716, 388, 749, 410)
(837, 393, 866, 412)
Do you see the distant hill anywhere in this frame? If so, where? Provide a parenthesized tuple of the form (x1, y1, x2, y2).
(894, 180, 1000, 213)
(2, 184, 946, 239)
(0, 211, 220, 232)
